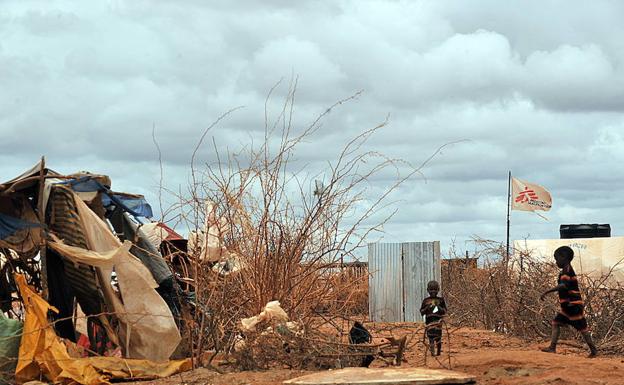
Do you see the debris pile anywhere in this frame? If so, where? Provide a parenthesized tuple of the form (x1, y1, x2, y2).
(0, 160, 191, 384)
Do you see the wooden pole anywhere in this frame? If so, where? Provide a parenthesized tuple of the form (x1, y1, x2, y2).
(506, 171, 511, 261)
(37, 156, 48, 299)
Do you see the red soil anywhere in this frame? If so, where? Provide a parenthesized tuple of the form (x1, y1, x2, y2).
(129, 327, 624, 385)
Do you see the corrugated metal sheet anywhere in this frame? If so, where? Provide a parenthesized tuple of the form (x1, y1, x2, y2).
(402, 241, 441, 322)
(49, 185, 104, 316)
(369, 241, 440, 322)
(368, 242, 403, 322)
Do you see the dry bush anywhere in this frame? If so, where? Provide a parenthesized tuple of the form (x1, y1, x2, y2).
(330, 273, 369, 316)
(165, 83, 427, 368)
(235, 324, 372, 370)
(442, 238, 624, 354)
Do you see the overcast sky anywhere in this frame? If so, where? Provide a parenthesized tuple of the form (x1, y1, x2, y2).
(2, 1, 624, 257)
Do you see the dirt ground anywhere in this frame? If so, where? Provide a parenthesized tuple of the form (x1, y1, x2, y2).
(129, 326, 624, 385)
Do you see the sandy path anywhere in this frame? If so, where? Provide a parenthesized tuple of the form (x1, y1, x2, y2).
(128, 327, 624, 384)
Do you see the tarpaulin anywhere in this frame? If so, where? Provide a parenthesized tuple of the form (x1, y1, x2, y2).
(0, 314, 22, 383)
(73, 196, 181, 361)
(140, 222, 183, 249)
(103, 193, 153, 218)
(47, 188, 179, 360)
(120, 212, 173, 284)
(514, 237, 624, 284)
(0, 213, 40, 240)
(66, 177, 106, 193)
(15, 273, 107, 384)
(0, 196, 41, 257)
(241, 300, 289, 332)
(60, 176, 153, 218)
(188, 201, 229, 262)
(0, 160, 58, 194)
(110, 216, 183, 323)
(50, 238, 180, 361)
(140, 223, 169, 249)
(0, 161, 44, 191)
(48, 237, 117, 268)
(14, 274, 191, 385)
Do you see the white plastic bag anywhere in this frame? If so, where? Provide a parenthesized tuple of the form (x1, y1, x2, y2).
(240, 300, 289, 331)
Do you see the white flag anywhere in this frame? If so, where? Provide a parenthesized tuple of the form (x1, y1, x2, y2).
(511, 177, 552, 212)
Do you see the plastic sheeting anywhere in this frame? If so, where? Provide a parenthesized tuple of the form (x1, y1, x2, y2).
(0, 196, 41, 256)
(514, 237, 624, 284)
(66, 195, 181, 361)
(14, 274, 191, 385)
(0, 213, 40, 240)
(60, 175, 154, 218)
(106, 194, 153, 218)
(0, 160, 58, 194)
(241, 300, 289, 331)
(120, 213, 172, 284)
(188, 201, 228, 262)
(140, 222, 183, 249)
(48, 236, 116, 267)
(0, 314, 22, 383)
(140, 222, 170, 249)
(15, 273, 105, 384)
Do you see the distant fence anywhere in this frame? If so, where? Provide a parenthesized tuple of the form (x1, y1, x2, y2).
(307, 261, 369, 315)
(324, 261, 369, 280)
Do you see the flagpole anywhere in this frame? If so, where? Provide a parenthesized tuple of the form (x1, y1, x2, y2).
(506, 171, 511, 260)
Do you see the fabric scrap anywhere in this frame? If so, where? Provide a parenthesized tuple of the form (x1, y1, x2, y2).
(14, 274, 191, 385)
(0, 314, 22, 383)
(73, 197, 181, 361)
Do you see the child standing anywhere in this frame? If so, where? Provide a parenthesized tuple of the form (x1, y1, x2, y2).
(540, 246, 597, 357)
(420, 280, 447, 356)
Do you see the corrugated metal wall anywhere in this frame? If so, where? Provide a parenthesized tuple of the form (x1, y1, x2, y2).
(369, 241, 441, 322)
(368, 243, 403, 322)
(402, 242, 441, 322)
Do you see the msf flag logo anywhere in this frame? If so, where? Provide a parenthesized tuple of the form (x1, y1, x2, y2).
(511, 177, 552, 212)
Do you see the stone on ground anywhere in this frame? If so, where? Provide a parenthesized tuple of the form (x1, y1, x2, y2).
(284, 367, 476, 385)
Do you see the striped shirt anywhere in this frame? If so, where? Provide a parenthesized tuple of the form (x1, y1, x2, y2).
(558, 265, 584, 319)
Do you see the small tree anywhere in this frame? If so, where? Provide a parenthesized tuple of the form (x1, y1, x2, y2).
(165, 82, 437, 367)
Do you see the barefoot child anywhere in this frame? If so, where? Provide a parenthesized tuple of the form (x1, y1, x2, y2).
(420, 280, 447, 356)
(540, 246, 597, 357)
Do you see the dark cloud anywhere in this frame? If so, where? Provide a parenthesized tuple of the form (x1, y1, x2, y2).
(1, 1, 624, 255)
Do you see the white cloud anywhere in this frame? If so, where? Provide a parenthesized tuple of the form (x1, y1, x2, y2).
(2, 0, 624, 255)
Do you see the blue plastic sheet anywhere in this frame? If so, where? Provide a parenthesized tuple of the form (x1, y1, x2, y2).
(0, 212, 41, 240)
(66, 177, 103, 193)
(101, 194, 153, 218)
(61, 177, 153, 219)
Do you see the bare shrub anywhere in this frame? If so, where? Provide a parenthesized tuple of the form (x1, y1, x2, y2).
(166, 83, 429, 367)
(442, 238, 624, 354)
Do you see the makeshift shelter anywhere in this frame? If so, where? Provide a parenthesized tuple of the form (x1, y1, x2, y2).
(0, 159, 192, 384)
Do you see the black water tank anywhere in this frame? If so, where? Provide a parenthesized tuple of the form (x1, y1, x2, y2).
(560, 224, 611, 239)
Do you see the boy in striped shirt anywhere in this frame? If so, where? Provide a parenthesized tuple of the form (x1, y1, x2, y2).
(540, 246, 597, 357)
